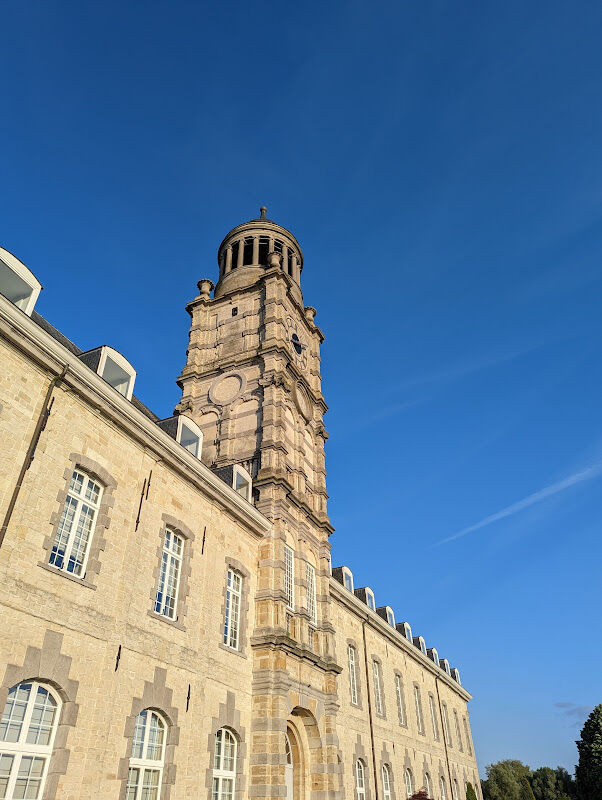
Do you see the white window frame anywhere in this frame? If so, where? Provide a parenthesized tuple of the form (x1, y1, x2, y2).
(440, 777, 448, 800)
(355, 759, 366, 800)
(452, 778, 460, 800)
(224, 568, 243, 650)
(441, 658, 451, 675)
(372, 660, 384, 716)
(442, 703, 451, 746)
(306, 563, 317, 625)
(425, 772, 432, 796)
(284, 546, 295, 610)
(404, 767, 413, 798)
(126, 709, 166, 800)
(402, 622, 412, 642)
(365, 588, 375, 611)
(49, 468, 103, 578)
(154, 527, 183, 620)
(97, 346, 136, 400)
(0, 681, 60, 800)
(385, 606, 395, 627)
(451, 667, 461, 685)
(176, 415, 203, 459)
(348, 645, 359, 706)
(454, 710, 463, 751)
(382, 764, 392, 800)
(212, 727, 237, 800)
(428, 648, 439, 666)
(0, 247, 42, 316)
(414, 685, 424, 734)
(395, 674, 406, 725)
(342, 567, 354, 592)
(232, 465, 252, 502)
(429, 694, 439, 740)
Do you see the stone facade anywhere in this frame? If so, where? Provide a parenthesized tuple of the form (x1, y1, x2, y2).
(0, 212, 481, 799)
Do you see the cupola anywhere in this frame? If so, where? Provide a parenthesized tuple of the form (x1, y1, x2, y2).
(214, 207, 304, 301)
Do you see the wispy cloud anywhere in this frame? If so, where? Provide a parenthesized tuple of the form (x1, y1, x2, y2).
(555, 702, 594, 728)
(434, 464, 602, 546)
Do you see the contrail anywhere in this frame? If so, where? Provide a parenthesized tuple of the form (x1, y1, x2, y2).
(435, 464, 602, 546)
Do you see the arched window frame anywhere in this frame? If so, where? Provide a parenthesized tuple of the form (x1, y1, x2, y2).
(424, 772, 432, 796)
(413, 685, 425, 734)
(125, 709, 167, 800)
(452, 778, 460, 800)
(428, 693, 440, 740)
(355, 759, 366, 800)
(440, 776, 448, 800)
(404, 767, 413, 798)
(381, 764, 392, 800)
(394, 673, 407, 726)
(348, 645, 359, 706)
(0, 681, 61, 800)
(224, 568, 243, 650)
(49, 467, 104, 578)
(212, 727, 237, 800)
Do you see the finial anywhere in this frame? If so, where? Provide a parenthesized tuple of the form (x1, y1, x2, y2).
(259, 206, 267, 220)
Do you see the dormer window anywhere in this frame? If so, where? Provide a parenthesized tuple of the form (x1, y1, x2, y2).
(440, 658, 451, 675)
(342, 567, 354, 592)
(0, 247, 42, 316)
(386, 607, 395, 627)
(413, 636, 427, 655)
(400, 622, 412, 642)
(427, 648, 440, 666)
(451, 667, 461, 685)
(79, 345, 136, 400)
(365, 588, 375, 611)
(177, 416, 203, 458)
(233, 465, 252, 502)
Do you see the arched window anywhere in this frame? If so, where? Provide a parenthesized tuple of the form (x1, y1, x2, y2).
(395, 674, 407, 725)
(404, 767, 413, 797)
(424, 772, 432, 796)
(348, 645, 359, 706)
(452, 778, 460, 800)
(440, 776, 448, 800)
(355, 759, 366, 800)
(413, 685, 424, 734)
(224, 568, 243, 650)
(381, 764, 392, 800)
(213, 728, 237, 800)
(126, 709, 166, 799)
(49, 468, 103, 577)
(428, 694, 439, 740)
(0, 681, 60, 800)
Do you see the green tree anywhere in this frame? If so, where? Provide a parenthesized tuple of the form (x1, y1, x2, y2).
(466, 783, 478, 800)
(481, 760, 531, 800)
(530, 766, 560, 800)
(575, 705, 602, 800)
(554, 766, 576, 800)
(519, 776, 536, 800)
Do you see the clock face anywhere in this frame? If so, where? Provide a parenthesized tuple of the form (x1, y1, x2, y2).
(286, 317, 308, 368)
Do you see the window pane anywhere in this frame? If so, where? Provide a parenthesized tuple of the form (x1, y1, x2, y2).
(146, 714, 164, 761)
(131, 711, 147, 759)
(13, 755, 45, 799)
(141, 768, 160, 800)
(1, 684, 31, 743)
(49, 496, 77, 570)
(284, 547, 294, 608)
(125, 768, 140, 800)
(26, 686, 57, 746)
(0, 753, 14, 799)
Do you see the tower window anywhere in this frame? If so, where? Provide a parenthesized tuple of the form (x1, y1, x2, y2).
(243, 237, 254, 265)
(230, 241, 239, 270)
(231, 307, 238, 317)
(291, 333, 302, 355)
(258, 236, 270, 265)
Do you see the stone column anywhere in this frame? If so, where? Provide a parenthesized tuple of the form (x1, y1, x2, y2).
(237, 238, 244, 269)
(282, 244, 289, 275)
(252, 236, 259, 265)
(291, 254, 299, 282)
(225, 246, 232, 273)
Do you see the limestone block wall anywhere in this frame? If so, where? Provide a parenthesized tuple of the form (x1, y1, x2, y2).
(331, 583, 482, 800)
(0, 329, 264, 798)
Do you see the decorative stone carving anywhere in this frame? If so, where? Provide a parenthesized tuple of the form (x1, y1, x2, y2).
(209, 371, 246, 406)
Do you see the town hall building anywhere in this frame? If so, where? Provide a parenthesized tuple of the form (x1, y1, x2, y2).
(0, 209, 481, 799)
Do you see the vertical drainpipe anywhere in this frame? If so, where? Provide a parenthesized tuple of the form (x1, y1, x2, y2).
(0, 365, 68, 549)
(362, 618, 380, 800)
(435, 675, 454, 796)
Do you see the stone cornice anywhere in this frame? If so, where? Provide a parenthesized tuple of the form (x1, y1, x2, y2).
(329, 578, 472, 701)
(0, 295, 271, 539)
(250, 632, 343, 675)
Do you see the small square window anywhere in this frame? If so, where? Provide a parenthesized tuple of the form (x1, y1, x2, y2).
(232, 307, 238, 317)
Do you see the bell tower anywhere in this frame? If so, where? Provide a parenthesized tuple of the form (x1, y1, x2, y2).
(176, 208, 343, 799)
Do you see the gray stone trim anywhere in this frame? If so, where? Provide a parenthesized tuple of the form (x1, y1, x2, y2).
(42, 453, 117, 588)
(352, 735, 371, 800)
(379, 743, 397, 800)
(346, 638, 363, 710)
(371, 655, 386, 719)
(0, 629, 79, 800)
(204, 691, 247, 800)
(118, 667, 179, 800)
(219, 557, 251, 656)
(147, 514, 196, 630)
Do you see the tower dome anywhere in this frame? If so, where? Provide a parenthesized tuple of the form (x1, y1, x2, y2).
(214, 207, 304, 300)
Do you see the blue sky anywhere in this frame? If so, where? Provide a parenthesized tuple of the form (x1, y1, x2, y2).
(3, 0, 602, 776)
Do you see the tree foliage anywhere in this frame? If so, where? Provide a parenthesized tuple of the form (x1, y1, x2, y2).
(529, 766, 576, 800)
(575, 704, 602, 800)
(482, 760, 531, 800)
(466, 783, 478, 800)
(481, 761, 576, 800)
(520, 776, 536, 800)
(409, 792, 434, 800)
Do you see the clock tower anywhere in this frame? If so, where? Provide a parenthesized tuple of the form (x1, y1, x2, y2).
(176, 208, 342, 798)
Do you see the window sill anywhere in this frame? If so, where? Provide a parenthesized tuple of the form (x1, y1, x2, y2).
(146, 610, 186, 631)
(37, 561, 97, 590)
(218, 642, 247, 660)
